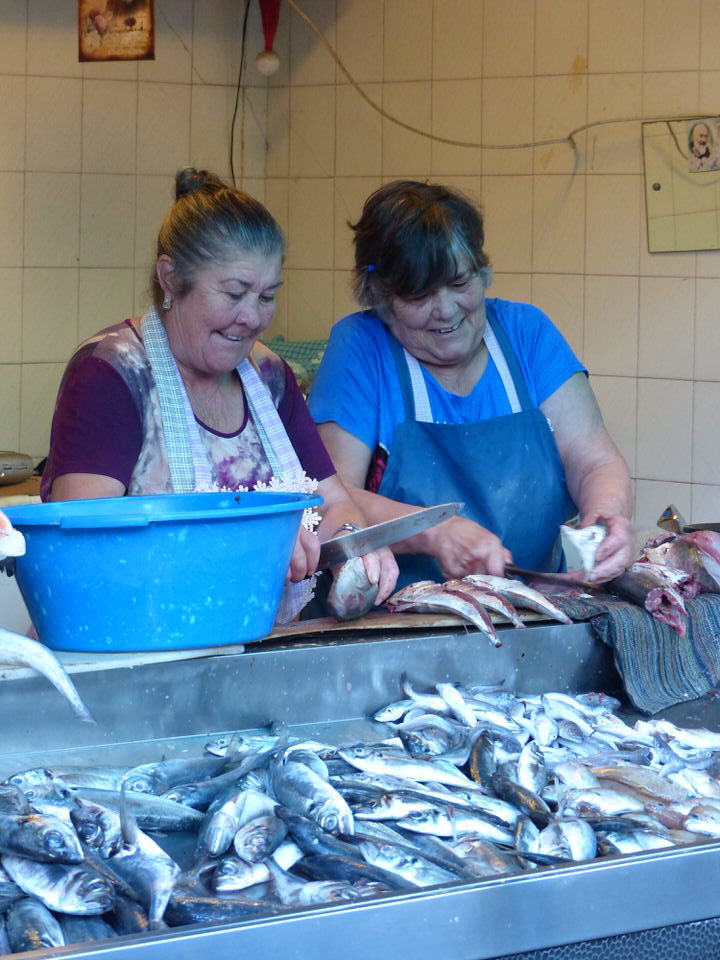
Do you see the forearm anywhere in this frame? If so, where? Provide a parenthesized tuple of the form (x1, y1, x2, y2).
(570, 458, 633, 526)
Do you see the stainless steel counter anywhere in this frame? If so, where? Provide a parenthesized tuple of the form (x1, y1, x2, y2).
(1, 620, 718, 960)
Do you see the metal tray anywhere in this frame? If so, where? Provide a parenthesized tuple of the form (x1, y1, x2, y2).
(2, 622, 720, 960)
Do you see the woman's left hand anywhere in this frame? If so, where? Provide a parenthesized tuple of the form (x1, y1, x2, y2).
(359, 546, 399, 605)
(286, 524, 321, 583)
(587, 514, 635, 583)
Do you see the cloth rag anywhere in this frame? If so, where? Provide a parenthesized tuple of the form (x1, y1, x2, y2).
(552, 593, 720, 715)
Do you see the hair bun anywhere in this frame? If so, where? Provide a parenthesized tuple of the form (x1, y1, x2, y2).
(174, 167, 225, 201)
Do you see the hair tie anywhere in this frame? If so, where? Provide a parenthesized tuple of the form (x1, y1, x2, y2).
(365, 264, 376, 273)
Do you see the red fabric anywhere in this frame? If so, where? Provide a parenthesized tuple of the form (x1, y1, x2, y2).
(258, 0, 281, 51)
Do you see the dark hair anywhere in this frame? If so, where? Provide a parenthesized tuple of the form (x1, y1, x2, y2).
(151, 168, 285, 309)
(350, 180, 491, 308)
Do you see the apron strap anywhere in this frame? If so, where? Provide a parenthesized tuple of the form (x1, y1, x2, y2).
(140, 307, 213, 492)
(238, 356, 304, 480)
(384, 304, 533, 424)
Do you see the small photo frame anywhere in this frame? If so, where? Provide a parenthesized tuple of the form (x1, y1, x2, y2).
(79, 0, 154, 62)
(686, 117, 720, 173)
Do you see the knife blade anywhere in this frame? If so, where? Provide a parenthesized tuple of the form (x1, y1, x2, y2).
(505, 563, 595, 591)
(318, 502, 463, 569)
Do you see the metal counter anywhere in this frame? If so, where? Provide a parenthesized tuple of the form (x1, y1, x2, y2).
(1, 620, 719, 960)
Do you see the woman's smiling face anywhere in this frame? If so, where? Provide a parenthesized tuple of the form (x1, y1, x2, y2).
(382, 265, 486, 368)
(162, 252, 282, 377)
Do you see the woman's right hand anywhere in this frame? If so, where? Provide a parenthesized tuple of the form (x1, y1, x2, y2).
(425, 517, 512, 579)
(286, 524, 321, 583)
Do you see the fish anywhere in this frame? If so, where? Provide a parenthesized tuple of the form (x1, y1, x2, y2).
(327, 556, 379, 621)
(386, 581, 500, 645)
(560, 522, 607, 578)
(606, 563, 688, 635)
(270, 759, 354, 836)
(444, 579, 525, 628)
(121, 756, 228, 796)
(0, 627, 95, 723)
(58, 914, 119, 943)
(5, 897, 65, 952)
(463, 575, 572, 624)
(233, 813, 288, 863)
(0, 811, 84, 863)
(2, 855, 117, 915)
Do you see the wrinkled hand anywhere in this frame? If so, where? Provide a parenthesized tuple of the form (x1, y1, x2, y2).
(359, 546, 399, 605)
(587, 514, 635, 583)
(428, 517, 512, 579)
(286, 524, 320, 583)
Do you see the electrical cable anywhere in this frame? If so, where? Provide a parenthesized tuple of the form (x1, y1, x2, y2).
(288, 0, 715, 153)
(230, 0, 252, 186)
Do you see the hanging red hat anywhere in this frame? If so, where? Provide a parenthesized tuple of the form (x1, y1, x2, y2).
(256, 0, 281, 75)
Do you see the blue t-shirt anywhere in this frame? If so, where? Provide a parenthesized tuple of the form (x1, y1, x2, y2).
(308, 298, 586, 454)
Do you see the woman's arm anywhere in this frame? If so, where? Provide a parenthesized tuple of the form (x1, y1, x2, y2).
(48, 473, 126, 502)
(541, 372, 634, 581)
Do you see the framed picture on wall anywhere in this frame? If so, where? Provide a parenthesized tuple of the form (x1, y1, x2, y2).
(79, 0, 155, 62)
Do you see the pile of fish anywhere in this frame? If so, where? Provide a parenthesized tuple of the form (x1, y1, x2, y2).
(607, 529, 720, 635)
(3, 678, 720, 951)
(385, 575, 572, 646)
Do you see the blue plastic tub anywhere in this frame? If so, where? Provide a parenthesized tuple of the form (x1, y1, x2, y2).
(4, 491, 321, 653)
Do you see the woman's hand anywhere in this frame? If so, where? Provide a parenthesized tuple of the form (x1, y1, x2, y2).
(586, 514, 635, 583)
(286, 524, 320, 583)
(426, 517, 512, 578)
(359, 546, 399, 604)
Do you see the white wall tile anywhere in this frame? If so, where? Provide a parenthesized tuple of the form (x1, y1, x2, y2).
(27, 0, 81, 77)
(264, 178, 290, 242)
(139, 0, 193, 84)
(589, 374, 637, 474)
(694, 278, 720, 381)
(693, 380, 720, 484)
(636, 378, 693, 482)
(584, 275, 639, 377)
(634, 478, 693, 537)
(24, 173, 80, 268)
(266, 87, 291, 179)
(483, 0, 534, 78)
(78, 268, 136, 342)
(289, 0, 336, 86)
(19, 361, 65, 459)
(337, 0, 383, 84)
(336, 84, 382, 177)
(0, 365, 21, 451)
(489, 273, 532, 302)
(586, 75, 643, 175)
(0, 173, 25, 268)
(531, 273, 585, 360)
(701, 1, 720, 70)
(22, 268, 78, 363)
(481, 78, 534, 175)
(286, 178, 335, 270)
(431, 80, 483, 177)
(189, 85, 236, 181)
(586, 175, 642, 275)
(192, 0, 245, 86)
(26, 77, 81, 173)
(134, 174, 175, 269)
(642, 72, 700, 117)
(644, 0, 701, 73)
(383, 0, 432, 82)
(289, 86, 336, 178)
(532, 174, 586, 274)
(535, 0, 588, 76)
(133, 267, 153, 318)
(0, 269, 23, 364)
(136, 83, 191, 176)
(80, 175, 136, 268)
(333, 176, 382, 271)
(481, 175, 533, 274)
(283, 268, 334, 339)
(240, 86, 268, 181)
(638, 276, 694, 379)
(382, 82, 432, 177)
(82, 80, 137, 175)
(0, 77, 26, 171)
(432, 0, 483, 79)
(0, 1, 27, 76)
(588, 0, 643, 73)
(333, 269, 357, 324)
(691, 483, 720, 523)
(533, 75, 587, 175)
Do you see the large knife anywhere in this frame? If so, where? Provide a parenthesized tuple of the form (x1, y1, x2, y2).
(318, 502, 463, 569)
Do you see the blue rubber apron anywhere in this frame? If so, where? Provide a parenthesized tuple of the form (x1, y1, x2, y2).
(377, 312, 577, 588)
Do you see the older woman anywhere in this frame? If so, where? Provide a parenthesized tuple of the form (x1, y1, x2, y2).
(309, 180, 634, 589)
(42, 168, 398, 619)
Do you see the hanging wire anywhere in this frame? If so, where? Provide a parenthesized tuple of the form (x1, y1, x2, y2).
(230, 0, 252, 186)
(288, 0, 715, 153)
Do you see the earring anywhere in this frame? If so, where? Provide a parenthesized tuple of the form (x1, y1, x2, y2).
(162, 293, 172, 310)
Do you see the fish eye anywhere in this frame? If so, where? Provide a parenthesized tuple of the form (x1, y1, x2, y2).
(76, 821, 102, 843)
(44, 830, 67, 853)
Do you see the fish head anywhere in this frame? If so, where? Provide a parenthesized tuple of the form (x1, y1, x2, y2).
(19, 813, 84, 863)
(70, 799, 121, 859)
(66, 868, 117, 914)
(121, 773, 155, 794)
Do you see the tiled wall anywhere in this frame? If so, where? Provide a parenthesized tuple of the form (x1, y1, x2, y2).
(0, 0, 268, 462)
(3, 0, 719, 540)
(264, 0, 720, 536)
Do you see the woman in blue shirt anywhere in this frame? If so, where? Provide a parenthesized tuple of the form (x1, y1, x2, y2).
(309, 180, 633, 589)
